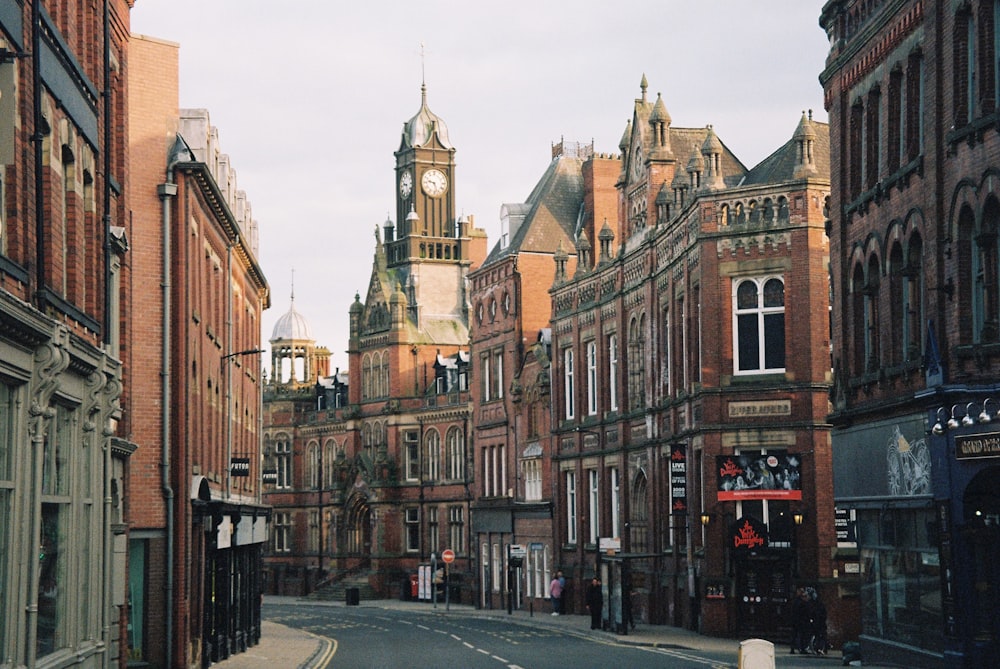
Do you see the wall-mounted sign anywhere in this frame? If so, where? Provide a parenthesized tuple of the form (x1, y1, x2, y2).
(727, 400, 791, 418)
(230, 457, 250, 477)
(835, 506, 857, 547)
(730, 516, 768, 552)
(671, 444, 687, 513)
(955, 432, 1000, 460)
(716, 452, 802, 501)
(262, 468, 278, 485)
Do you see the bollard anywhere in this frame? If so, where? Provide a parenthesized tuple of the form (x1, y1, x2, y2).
(738, 638, 775, 669)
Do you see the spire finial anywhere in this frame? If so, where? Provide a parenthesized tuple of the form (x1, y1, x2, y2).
(290, 268, 295, 304)
(420, 42, 428, 103)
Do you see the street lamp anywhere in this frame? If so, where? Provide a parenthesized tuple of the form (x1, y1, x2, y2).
(223, 348, 264, 500)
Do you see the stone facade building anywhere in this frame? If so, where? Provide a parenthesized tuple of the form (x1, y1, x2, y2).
(821, 1, 1000, 666)
(546, 77, 838, 642)
(127, 35, 270, 669)
(262, 85, 487, 604)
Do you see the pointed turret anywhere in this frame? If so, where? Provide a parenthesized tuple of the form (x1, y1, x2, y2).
(793, 110, 819, 179)
(701, 125, 726, 191)
(649, 92, 673, 159)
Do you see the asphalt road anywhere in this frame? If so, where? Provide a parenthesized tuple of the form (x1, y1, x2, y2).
(265, 601, 737, 669)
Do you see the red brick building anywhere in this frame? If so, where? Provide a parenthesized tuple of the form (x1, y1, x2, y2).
(127, 35, 270, 669)
(821, 1, 1000, 666)
(468, 139, 619, 611)
(547, 77, 837, 643)
(0, 2, 133, 667)
(262, 85, 487, 603)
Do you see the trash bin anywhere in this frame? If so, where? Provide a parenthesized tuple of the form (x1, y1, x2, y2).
(346, 587, 360, 606)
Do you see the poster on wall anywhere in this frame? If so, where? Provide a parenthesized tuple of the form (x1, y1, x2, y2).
(670, 444, 687, 513)
(716, 452, 802, 501)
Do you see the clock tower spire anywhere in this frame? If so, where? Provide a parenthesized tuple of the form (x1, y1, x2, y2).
(391, 83, 463, 268)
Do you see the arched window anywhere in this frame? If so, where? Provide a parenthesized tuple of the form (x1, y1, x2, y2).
(888, 241, 906, 364)
(446, 426, 464, 480)
(904, 233, 924, 361)
(631, 470, 648, 553)
(864, 254, 882, 371)
(308, 443, 319, 489)
(424, 428, 441, 482)
(733, 277, 786, 374)
(851, 263, 868, 376)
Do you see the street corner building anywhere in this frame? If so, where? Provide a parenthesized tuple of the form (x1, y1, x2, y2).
(821, 1, 1000, 667)
(542, 77, 836, 640)
(0, 1, 133, 668)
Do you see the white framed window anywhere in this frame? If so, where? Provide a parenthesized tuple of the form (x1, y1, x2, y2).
(610, 466, 620, 539)
(308, 443, 319, 489)
(425, 429, 441, 482)
(308, 510, 320, 552)
(566, 471, 577, 545)
(733, 276, 786, 374)
(276, 438, 292, 489)
(494, 348, 504, 399)
(405, 507, 420, 552)
(404, 431, 419, 481)
(428, 506, 439, 555)
(274, 512, 292, 553)
(586, 340, 598, 416)
(446, 427, 464, 480)
(588, 469, 600, 544)
(448, 506, 464, 554)
(563, 348, 575, 419)
(608, 334, 619, 411)
(492, 542, 502, 592)
(524, 458, 541, 501)
(480, 352, 491, 402)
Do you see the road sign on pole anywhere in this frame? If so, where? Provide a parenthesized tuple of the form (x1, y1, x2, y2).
(441, 549, 455, 563)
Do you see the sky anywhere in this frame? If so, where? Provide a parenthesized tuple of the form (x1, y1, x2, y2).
(130, 1, 831, 375)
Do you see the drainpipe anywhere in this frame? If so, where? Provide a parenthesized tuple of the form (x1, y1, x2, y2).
(31, 0, 44, 300)
(100, 3, 114, 666)
(159, 138, 185, 669)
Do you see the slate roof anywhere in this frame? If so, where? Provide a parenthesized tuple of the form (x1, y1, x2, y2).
(482, 155, 586, 266)
(742, 115, 831, 186)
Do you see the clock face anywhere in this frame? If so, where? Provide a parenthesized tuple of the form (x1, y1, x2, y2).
(399, 171, 413, 197)
(422, 168, 448, 197)
(632, 145, 644, 180)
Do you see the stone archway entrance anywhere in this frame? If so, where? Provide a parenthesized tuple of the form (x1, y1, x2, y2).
(343, 492, 372, 556)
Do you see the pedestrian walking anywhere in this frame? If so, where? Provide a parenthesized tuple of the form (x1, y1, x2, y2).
(586, 577, 604, 630)
(808, 587, 829, 655)
(789, 587, 810, 654)
(549, 570, 564, 615)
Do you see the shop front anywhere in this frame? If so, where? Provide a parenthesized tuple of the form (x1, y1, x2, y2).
(833, 413, 944, 668)
(201, 504, 270, 667)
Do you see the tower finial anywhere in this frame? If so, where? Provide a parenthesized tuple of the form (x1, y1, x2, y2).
(420, 42, 428, 101)
(290, 268, 295, 303)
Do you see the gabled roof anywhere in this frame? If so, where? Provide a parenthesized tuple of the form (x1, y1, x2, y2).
(742, 116, 831, 185)
(482, 155, 585, 266)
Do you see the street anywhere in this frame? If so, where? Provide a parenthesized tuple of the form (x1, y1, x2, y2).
(262, 599, 846, 669)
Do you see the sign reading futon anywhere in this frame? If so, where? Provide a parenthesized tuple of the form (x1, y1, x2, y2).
(716, 452, 802, 501)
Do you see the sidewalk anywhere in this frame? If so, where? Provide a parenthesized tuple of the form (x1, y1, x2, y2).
(209, 596, 896, 668)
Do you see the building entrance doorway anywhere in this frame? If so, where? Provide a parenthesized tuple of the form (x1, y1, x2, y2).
(962, 467, 1000, 664)
(734, 555, 793, 641)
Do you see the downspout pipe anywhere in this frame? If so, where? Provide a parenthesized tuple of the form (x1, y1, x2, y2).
(160, 136, 189, 669)
(31, 0, 44, 298)
(101, 4, 114, 666)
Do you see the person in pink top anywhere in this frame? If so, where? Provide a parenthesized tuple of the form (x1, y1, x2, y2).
(549, 571, 564, 615)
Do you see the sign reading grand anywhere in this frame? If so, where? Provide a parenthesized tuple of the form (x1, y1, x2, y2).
(955, 432, 1000, 460)
(716, 452, 802, 501)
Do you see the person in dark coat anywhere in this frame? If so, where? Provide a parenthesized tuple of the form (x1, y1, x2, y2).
(585, 577, 604, 630)
(789, 587, 810, 654)
(809, 588, 829, 654)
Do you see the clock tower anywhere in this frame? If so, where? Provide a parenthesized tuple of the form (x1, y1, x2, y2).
(389, 84, 468, 268)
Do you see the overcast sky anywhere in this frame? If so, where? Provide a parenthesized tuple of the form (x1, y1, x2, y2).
(130, 1, 830, 375)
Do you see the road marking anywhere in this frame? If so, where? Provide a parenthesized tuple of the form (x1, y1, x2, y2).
(491, 655, 508, 662)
